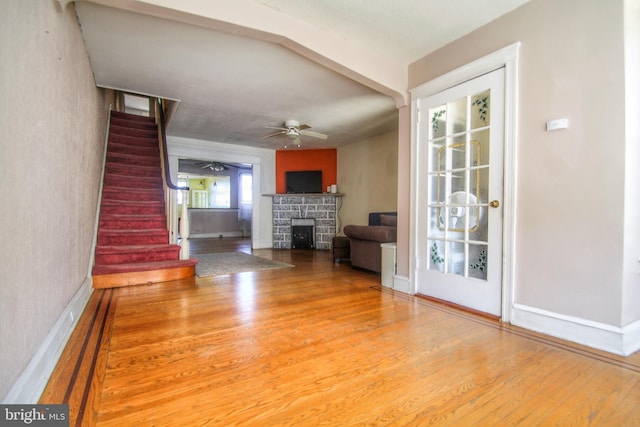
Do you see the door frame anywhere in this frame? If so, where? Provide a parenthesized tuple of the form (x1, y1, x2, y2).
(409, 43, 520, 322)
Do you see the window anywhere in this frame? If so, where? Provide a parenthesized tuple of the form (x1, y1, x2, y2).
(177, 178, 188, 205)
(240, 173, 252, 204)
(210, 176, 231, 208)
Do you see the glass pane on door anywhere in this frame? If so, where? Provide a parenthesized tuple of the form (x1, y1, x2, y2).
(426, 89, 492, 280)
(469, 244, 488, 280)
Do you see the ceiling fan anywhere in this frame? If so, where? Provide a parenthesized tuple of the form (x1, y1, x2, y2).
(195, 161, 229, 172)
(262, 119, 328, 147)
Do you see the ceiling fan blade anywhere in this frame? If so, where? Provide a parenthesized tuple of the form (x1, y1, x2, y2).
(298, 124, 311, 131)
(300, 130, 328, 140)
(261, 130, 286, 139)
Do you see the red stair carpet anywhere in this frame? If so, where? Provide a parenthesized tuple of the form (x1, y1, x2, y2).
(92, 111, 197, 288)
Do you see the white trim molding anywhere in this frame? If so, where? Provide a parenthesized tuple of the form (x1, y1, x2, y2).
(392, 275, 411, 294)
(168, 136, 276, 250)
(3, 278, 93, 404)
(512, 303, 640, 356)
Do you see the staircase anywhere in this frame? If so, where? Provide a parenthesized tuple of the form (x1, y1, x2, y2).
(92, 111, 197, 289)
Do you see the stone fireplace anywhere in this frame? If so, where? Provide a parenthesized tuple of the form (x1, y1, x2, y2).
(269, 194, 342, 250)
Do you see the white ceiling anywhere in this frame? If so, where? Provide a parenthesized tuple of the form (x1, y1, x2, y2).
(75, 0, 529, 150)
(255, 0, 529, 65)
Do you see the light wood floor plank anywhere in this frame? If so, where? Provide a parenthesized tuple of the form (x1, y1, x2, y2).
(40, 238, 640, 426)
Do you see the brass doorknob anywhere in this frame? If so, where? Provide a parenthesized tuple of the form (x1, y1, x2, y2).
(489, 200, 500, 208)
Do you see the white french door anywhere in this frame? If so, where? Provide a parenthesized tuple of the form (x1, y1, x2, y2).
(415, 67, 505, 316)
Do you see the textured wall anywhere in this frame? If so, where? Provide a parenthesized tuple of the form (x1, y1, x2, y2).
(0, 1, 107, 398)
(409, 0, 627, 326)
(337, 130, 398, 232)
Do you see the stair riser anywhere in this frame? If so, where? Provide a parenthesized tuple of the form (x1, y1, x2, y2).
(107, 154, 160, 168)
(103, 175, 163, 189)
(102, 191, 162, 202)
(95, 249, 180, 265)
(105, 163, 160, 178)
(99, 219, 166, 230)
(111, 111, 155, 122)
(98, 234, 168, 246)
(91, 264, 196, 287)
(110, 116, 157, 130)
(100, 204, 165, 215)
(108, 133, 158, 147)
(108, 144, 160, 157)
(110, 126, 158, 139)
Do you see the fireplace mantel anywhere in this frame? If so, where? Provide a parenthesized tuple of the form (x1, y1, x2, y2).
(262, 193, 344, 197)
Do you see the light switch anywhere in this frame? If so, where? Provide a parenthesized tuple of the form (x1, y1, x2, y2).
(546, 118, 568, 132)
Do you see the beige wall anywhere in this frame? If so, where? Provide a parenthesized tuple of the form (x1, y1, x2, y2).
(0, 1, 107, 398)
(622, 0, 640, 326)
(337, 130, 398, 231)
(408, 0, 631, 326)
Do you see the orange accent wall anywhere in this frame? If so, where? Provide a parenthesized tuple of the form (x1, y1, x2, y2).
(276, 149, 337, 194)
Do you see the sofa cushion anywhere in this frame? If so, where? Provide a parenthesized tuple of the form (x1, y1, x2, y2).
(380, 214, 397, 227)
(344, 225, 397, 242)
(368, 212, 397, 226)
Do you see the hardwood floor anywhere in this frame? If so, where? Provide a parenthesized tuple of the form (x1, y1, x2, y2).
(41, 238, 640, 425)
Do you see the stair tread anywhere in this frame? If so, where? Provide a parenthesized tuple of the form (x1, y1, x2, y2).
(103, 180, 162, 189)
(104, 170, 161, 178)
(107, 147, 160, 155)
(101, 199, 164, 205)
(106, 161, 158, 169)
(100, 212, 164, 218)
(107, 137, 159, 147)
(98, 228, 167, 235)
(96, 244, 180, 254)
(110, 124, 157, 133)
(111, 111, 155, 122)
(108, 139, 159, 148)
(110, 117, 157, 129)
(107, 151, 159, 160)
(102, 186, 162, 193)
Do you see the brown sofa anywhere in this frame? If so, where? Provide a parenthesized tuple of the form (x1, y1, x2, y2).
(343, 212, 397, 273)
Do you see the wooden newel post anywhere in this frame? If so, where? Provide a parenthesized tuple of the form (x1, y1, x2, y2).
(180, 189, 190, 259)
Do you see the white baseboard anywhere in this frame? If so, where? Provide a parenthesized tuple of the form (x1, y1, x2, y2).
(190, 232, 245, 239)
(252, 239, 273, 249)
(3, 277, 93, 404)
(392, 275, 411, 294)
(511, 303, 640, 356)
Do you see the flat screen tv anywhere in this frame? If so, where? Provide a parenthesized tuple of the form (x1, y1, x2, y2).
(285, 170, 322, 194)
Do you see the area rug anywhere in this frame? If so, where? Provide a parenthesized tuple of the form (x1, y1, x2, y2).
(194, 252, 293, 277)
